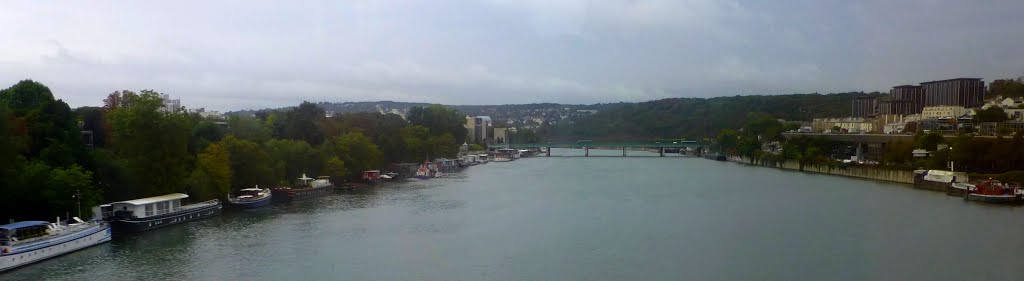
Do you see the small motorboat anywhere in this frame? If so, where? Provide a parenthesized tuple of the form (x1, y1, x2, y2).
(414, 166, 431, 179)
(227, 187, 272, 209)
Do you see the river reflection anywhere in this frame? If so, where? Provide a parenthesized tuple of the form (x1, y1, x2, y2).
(8, 149, 1024, 281)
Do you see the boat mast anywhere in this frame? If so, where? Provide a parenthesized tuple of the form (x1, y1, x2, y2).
(75, 187, 81, 219)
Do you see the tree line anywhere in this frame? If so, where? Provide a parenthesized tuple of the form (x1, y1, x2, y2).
(712, 114, 1024, 182)
(539, 92, 881, 141)
(1, 80, 468, 221)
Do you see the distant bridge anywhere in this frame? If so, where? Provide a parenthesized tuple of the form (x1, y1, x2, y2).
(500, 139, 701, 157)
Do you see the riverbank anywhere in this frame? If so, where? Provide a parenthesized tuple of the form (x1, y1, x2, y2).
(724, 156, 920, 184)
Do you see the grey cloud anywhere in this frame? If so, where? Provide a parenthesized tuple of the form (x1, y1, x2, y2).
(1, 0, 1021, 111)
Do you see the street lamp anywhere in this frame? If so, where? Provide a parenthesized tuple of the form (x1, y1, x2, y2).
(948, 147, 954, 172)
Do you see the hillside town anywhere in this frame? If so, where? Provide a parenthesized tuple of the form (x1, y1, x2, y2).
(810, 77, 1024, 135)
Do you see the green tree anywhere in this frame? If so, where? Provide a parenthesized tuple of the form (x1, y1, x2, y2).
(191, 121, 226, 152)
(401, 125, 431, 161)
(75, 106, 108, 147)
(264, 139, 321, 182)
(322, 156, 347, 182)
(882, 141, 915, 167)
(407, 105, 468, 144)
(988, 79, 1024, 99)
(428, 133, 458, 158)
(227, 115, 271, 143)
(915, 132, 944, 151)
(48, 165, 102, 219)
(0, 80, 56, 115)
(219, 136, 274, 190)
(716, 129, 739, 155)
(0, 80, 89, 168)
(106, 90, 194, 197)
(975, 107, 1008, 123)
(185, 142, 232, 200)
(282, 102, 325, 145)
(927, 149, 951, 170)
(323, 132, 383, 178)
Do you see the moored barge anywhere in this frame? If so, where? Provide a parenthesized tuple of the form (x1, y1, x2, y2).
(96, 193, 221, 233)
(271, 174, 333, 203)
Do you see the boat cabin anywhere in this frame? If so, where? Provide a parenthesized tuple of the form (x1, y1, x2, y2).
(310, 176, 332, 188)
(105, 193, 188, 220)
(237, 188, 264, 199)
(362, 170, 381, 182)
(0, 221, 50, 246)
(496, 148, 518, 159)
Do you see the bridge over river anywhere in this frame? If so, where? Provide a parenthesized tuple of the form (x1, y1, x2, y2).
(502, 139, 701, 157)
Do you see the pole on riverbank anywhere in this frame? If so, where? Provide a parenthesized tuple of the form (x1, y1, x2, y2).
(659, 147, 664, 157)
(546, 147, 550, 157)
(623, 147, 627, 157)
(585, 147, 589, 157)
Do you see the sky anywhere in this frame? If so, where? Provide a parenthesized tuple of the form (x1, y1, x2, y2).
(2, 0, 1023, 111)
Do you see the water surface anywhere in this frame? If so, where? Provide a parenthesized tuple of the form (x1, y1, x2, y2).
(8, 149, 1024, 280)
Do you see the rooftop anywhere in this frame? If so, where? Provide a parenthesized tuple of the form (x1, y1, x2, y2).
(920, 78, 983, 84)
(0, 221, 49, 231)
(112, 193, 189, 206)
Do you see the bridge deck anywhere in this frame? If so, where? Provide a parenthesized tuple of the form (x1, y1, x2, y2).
(503, 141, 700, 149)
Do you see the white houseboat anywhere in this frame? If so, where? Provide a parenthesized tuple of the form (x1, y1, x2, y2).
(0, 218, 111, 272)
(95, 193, 222, 233)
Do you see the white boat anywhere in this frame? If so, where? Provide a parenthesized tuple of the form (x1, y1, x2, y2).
(495, 148, 517, 162)
(492, 154, 512, 162)
(0, 218, 111, 272)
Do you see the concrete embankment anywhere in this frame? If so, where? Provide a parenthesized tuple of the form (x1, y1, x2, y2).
(725, 156, 916, 184)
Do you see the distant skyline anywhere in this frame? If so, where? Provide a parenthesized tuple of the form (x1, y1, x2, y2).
(2, 0, 1023, 111)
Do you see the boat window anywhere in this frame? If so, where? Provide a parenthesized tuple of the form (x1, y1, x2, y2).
(156, 201, 170, 215)
(11, 226, 48, 240)
(145, 204, 154, 216)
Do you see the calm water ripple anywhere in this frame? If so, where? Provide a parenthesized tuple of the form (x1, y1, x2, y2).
(6, 148, 1024, 280)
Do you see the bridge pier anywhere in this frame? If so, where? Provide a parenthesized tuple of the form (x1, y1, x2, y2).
(659, 147, 664, 157)
(855, 142, 864, 162)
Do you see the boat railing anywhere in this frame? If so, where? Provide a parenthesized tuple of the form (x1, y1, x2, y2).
(181, 199, 221, 210)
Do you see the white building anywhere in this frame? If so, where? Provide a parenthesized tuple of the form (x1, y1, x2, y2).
(159, 94, 182, 113)
(921, 106, 969, 119)
(812, 117, 876, 133)
(464, 116, 493, 144)
(882, 114, 923, 134)
(199, 111, 224, 119)
(982, 97, 1024, 110)
(465, 117, 476, 143)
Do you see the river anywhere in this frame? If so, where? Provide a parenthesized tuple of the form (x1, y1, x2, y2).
(7, 148, 1024, 280)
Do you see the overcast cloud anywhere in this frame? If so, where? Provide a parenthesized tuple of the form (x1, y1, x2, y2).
(2, 0, 1023, 111)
